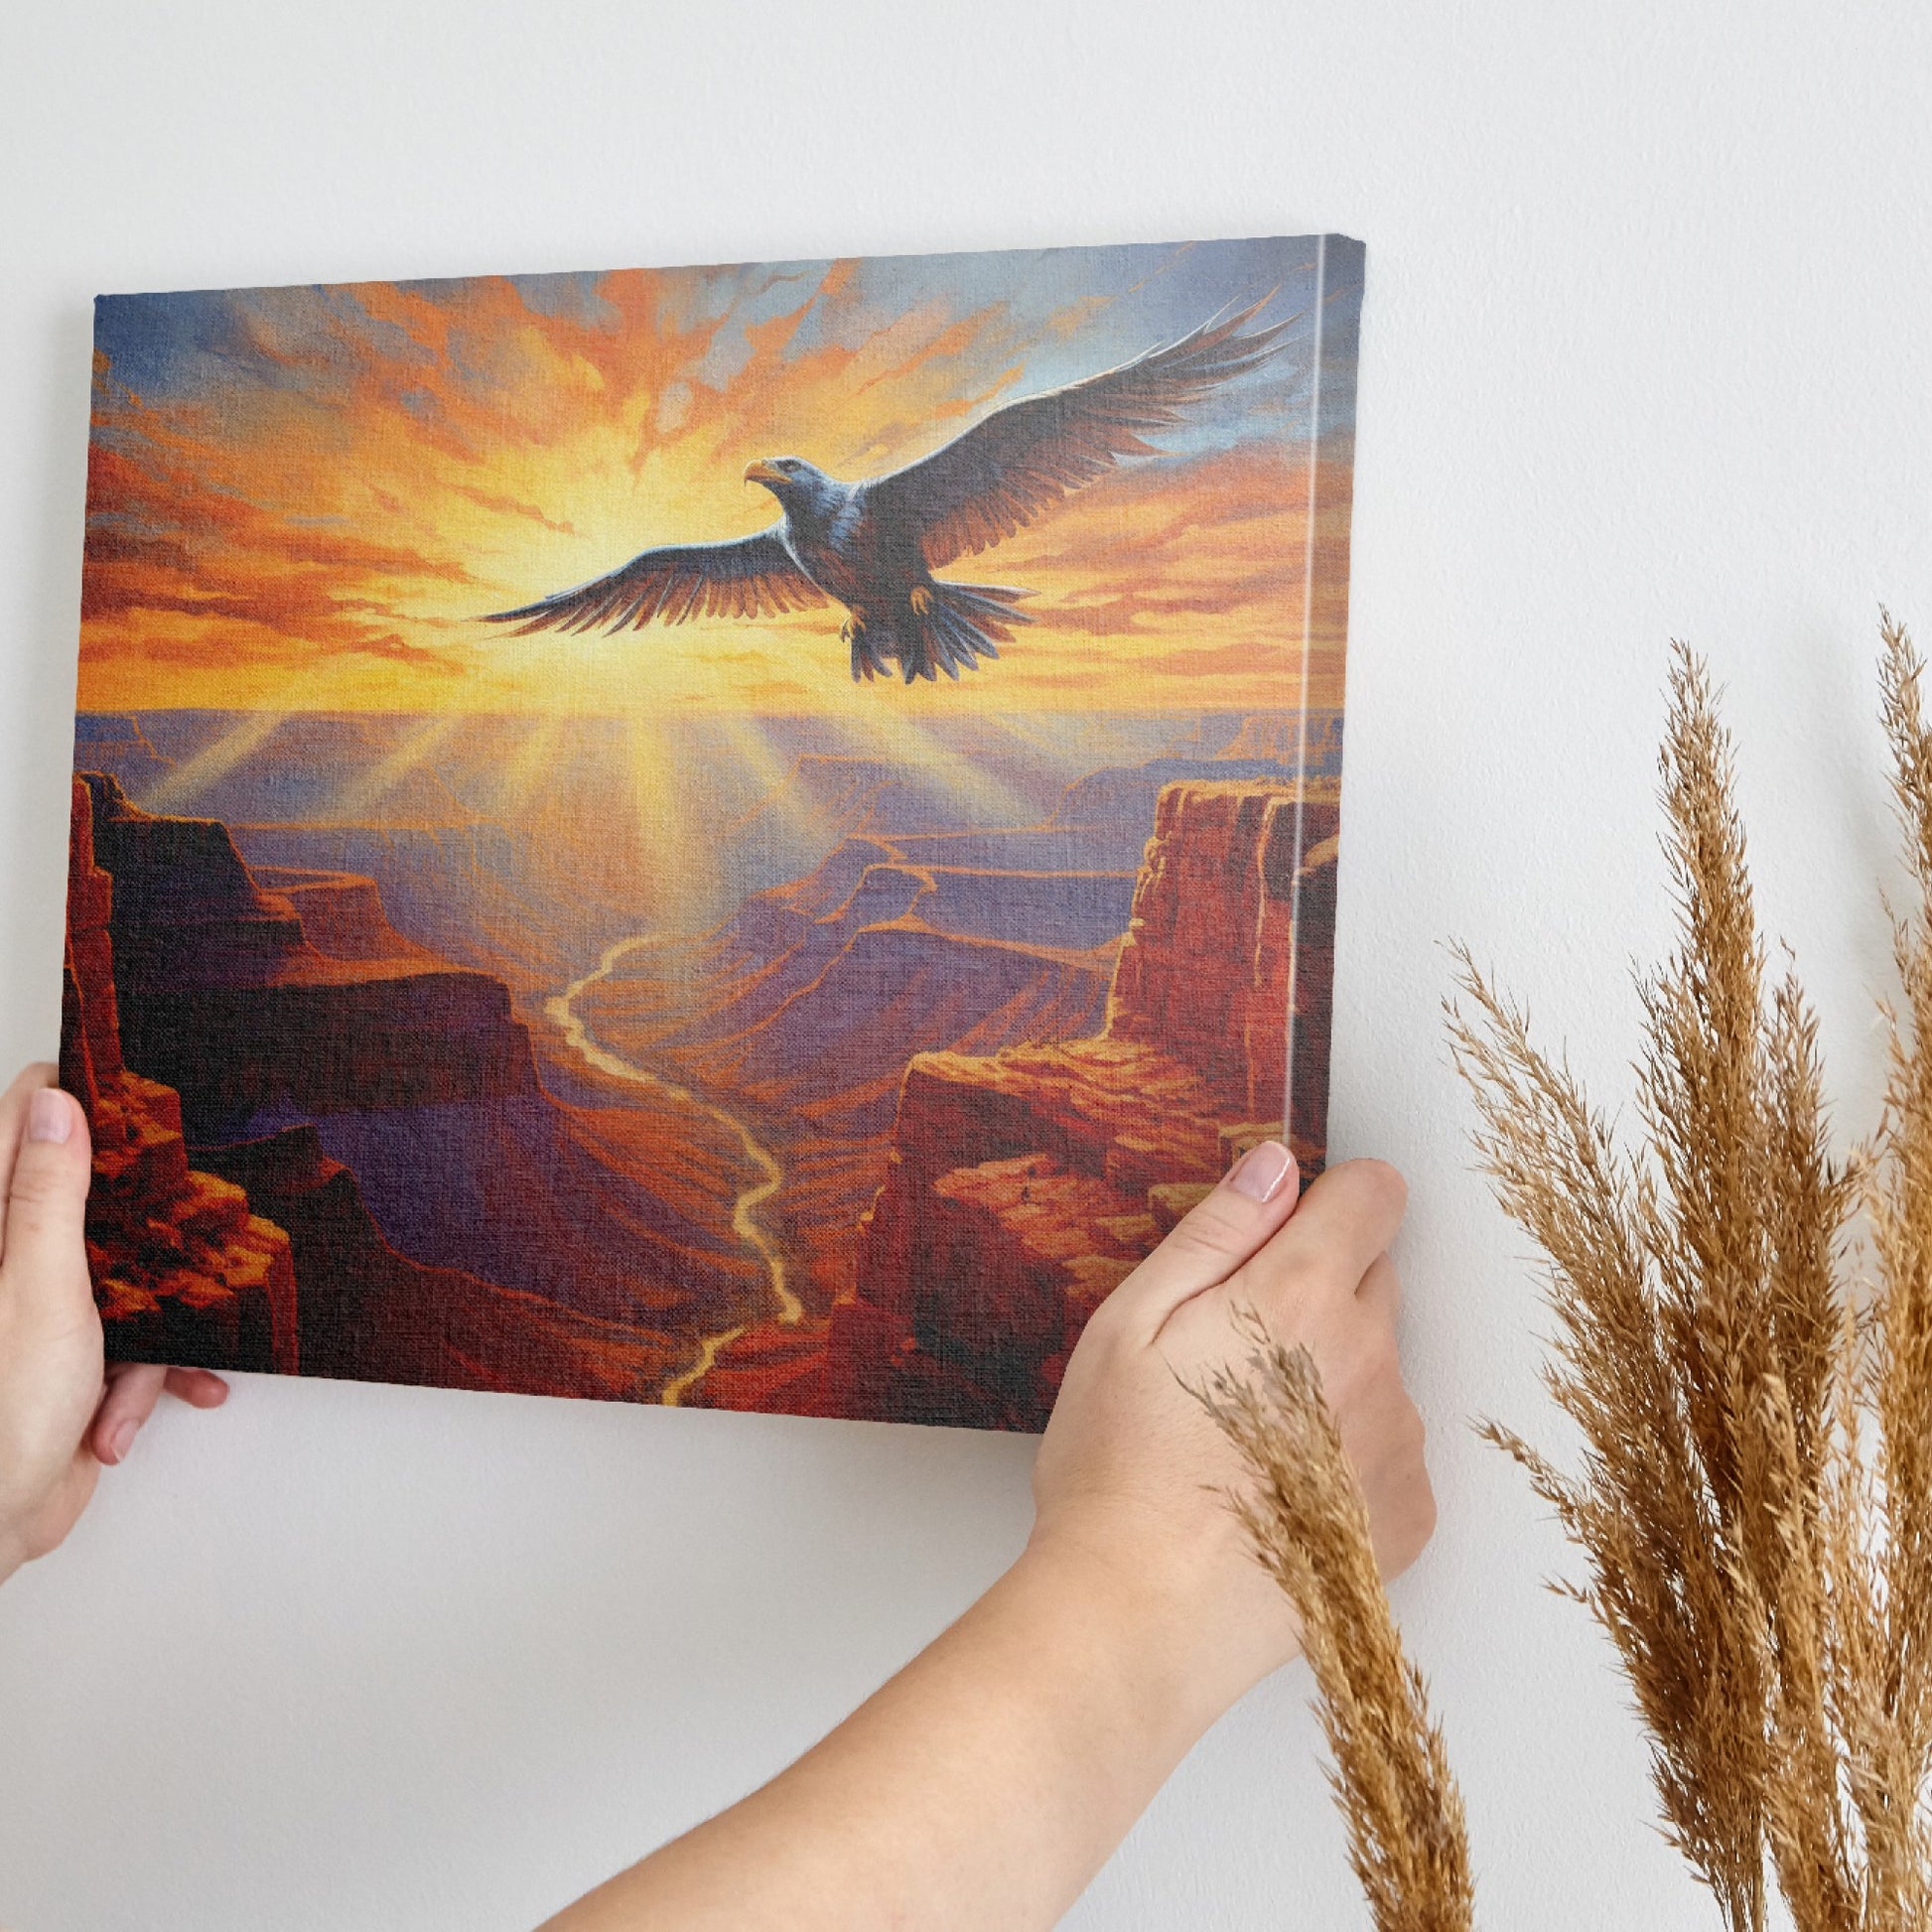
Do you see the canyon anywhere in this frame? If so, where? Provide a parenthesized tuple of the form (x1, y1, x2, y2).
(687, 778, 1341, 1430)
(64, 709, 1342, 1430)
(64, 774, 727, 1397)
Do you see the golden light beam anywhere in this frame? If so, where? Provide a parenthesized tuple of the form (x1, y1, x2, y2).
(491, 715, 567, 812)
(621, 712, 709, 935)
(847, 709, 1029, 827)
(715, 712, 841, 852)
(139, 711, 287, 814)
(332, 714, 464, 818)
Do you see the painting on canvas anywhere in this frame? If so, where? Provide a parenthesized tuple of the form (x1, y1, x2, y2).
(62, 234, 1362, 1429)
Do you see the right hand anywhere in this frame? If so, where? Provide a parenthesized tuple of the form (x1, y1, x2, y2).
(1028, 1144, 1435, 1722)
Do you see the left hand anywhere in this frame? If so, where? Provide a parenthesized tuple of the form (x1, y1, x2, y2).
(0, 1062, 227, 1585)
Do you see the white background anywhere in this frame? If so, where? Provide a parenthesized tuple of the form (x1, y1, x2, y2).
(2, 3, 1929, 1925)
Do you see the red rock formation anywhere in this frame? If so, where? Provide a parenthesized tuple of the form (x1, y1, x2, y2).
(195, 1125, 686, 1400)
(61, 779, 299, 1375)
(832, 778, 1341, 1430)
(69, 772, 732, 1398)
(1106, 780, 1340, 1128)
(696, 779, 1341, 1431)
(248, 867, 439, 965)
(78, 773, 538, 1132)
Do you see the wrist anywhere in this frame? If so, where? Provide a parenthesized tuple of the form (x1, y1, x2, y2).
(1004, 1526, 1287, 1751)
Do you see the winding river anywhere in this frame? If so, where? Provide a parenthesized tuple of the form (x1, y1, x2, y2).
(544, 934, 801, 1406)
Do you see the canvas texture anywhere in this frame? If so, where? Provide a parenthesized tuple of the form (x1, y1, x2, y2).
(61, 235, 1362, 1430)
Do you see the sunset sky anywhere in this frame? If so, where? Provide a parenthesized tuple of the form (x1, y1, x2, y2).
(79, 235, 1359, 718)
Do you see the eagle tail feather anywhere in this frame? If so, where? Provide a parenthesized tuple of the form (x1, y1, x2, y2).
(899, 581, 1031, 683)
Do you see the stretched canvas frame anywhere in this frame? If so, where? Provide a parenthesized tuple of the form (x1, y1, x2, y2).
(62, 233, 1362, 1430)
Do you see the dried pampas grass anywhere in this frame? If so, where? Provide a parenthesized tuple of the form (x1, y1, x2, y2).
(1211, 616, 1932, 1930)
(1447, 615, 1932, 1929)
(1200, 1314, 1475, 1932)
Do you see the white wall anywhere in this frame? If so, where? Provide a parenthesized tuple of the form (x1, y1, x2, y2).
(3, 2, 1928, 1924)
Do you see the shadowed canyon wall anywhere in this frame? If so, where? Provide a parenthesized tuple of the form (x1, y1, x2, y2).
(65, 774, 694, 1398)
(62, 778, 299, 1375)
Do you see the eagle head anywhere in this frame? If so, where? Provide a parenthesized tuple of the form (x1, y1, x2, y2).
(744, 456, 831, 507)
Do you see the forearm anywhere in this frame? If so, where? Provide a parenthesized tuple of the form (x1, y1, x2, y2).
(538, 1150, 1430, 1931)
(542, 1541, 1241, 1932)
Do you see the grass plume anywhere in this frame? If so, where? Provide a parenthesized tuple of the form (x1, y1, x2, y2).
(1446, 616, 1932, 1929)
(1199, 1312, 1475, 1931)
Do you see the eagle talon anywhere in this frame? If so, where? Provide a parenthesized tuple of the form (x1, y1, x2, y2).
(909, 586, 933, 617)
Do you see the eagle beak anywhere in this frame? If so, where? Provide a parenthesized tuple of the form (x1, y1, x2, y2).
(743, 459, 787, 487)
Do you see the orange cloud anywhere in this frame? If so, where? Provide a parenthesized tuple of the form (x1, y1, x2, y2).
(78, 264, 1348, 717)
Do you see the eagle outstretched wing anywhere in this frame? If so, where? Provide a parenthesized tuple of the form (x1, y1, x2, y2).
(482, 527, 825, 636)
(862, 299, 1293, 572)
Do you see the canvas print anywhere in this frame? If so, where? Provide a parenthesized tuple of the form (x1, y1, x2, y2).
(61, 234, 1362, 1430)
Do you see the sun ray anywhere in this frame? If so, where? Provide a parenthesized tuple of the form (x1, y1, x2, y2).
(621, 712, 711, 936)
(139, 711, 287, 813)
(331, 715, 464, 819)
(491, 715, 567, 812)
(973, 708, 1140, 773)
(715, 713, 872, 869)
(849, 709, 1032, 827)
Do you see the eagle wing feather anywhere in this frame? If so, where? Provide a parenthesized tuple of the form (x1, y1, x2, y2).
(482, 527, 824, 636)
(862, 300, 1293, 572)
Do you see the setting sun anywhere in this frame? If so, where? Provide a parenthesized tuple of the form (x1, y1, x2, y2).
(80, 241, 1353, 717)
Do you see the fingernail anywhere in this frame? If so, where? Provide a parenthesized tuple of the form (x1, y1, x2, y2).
(107, 1418, 138, 1463)
(1227, 1141, 1293, 1202)
(28, 1089, 72, 1145)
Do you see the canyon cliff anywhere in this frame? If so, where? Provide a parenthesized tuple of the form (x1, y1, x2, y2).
(192, 1123, 687, 1400)
(694, 778, 1341, 1430)
(63, 778, 299, 1375)
(66, 774, 700, 1399)
(78, 772, 539, 1137)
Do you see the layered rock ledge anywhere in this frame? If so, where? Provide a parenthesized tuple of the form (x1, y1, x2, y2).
(62, 779, 299, 1374)
(79, 772, 538, 1133)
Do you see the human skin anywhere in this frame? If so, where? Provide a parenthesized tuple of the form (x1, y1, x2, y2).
(0, 1062, 227, 1585)
(542, 1139, 1434, 1932)
(0, 1057, 1433, 1929)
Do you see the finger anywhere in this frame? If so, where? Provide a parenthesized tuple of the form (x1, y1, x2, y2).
(1105, 1140, 1301, 1335)
(0, 1062, 62, 1261)
(2, 1083, 94, 1325)
(91, 1364, 228, 1464)
(93, 1362, 168, 1464)
(1236, 1159, 1408, 1309)
(164, 1366, 230, 1410)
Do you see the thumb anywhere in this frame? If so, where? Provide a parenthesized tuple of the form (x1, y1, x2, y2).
(1, 1083, 95, 1323)
(1102, 1140, 1302, 1336)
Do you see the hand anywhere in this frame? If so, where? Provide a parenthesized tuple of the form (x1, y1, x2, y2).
(0, 1063, 227, 1584)
(1029, 1145, 1435, 1724)
(544, 1143, 1437, 1932)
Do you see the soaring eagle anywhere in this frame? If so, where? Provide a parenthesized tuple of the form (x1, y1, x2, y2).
(483, 300, 1290, 685)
